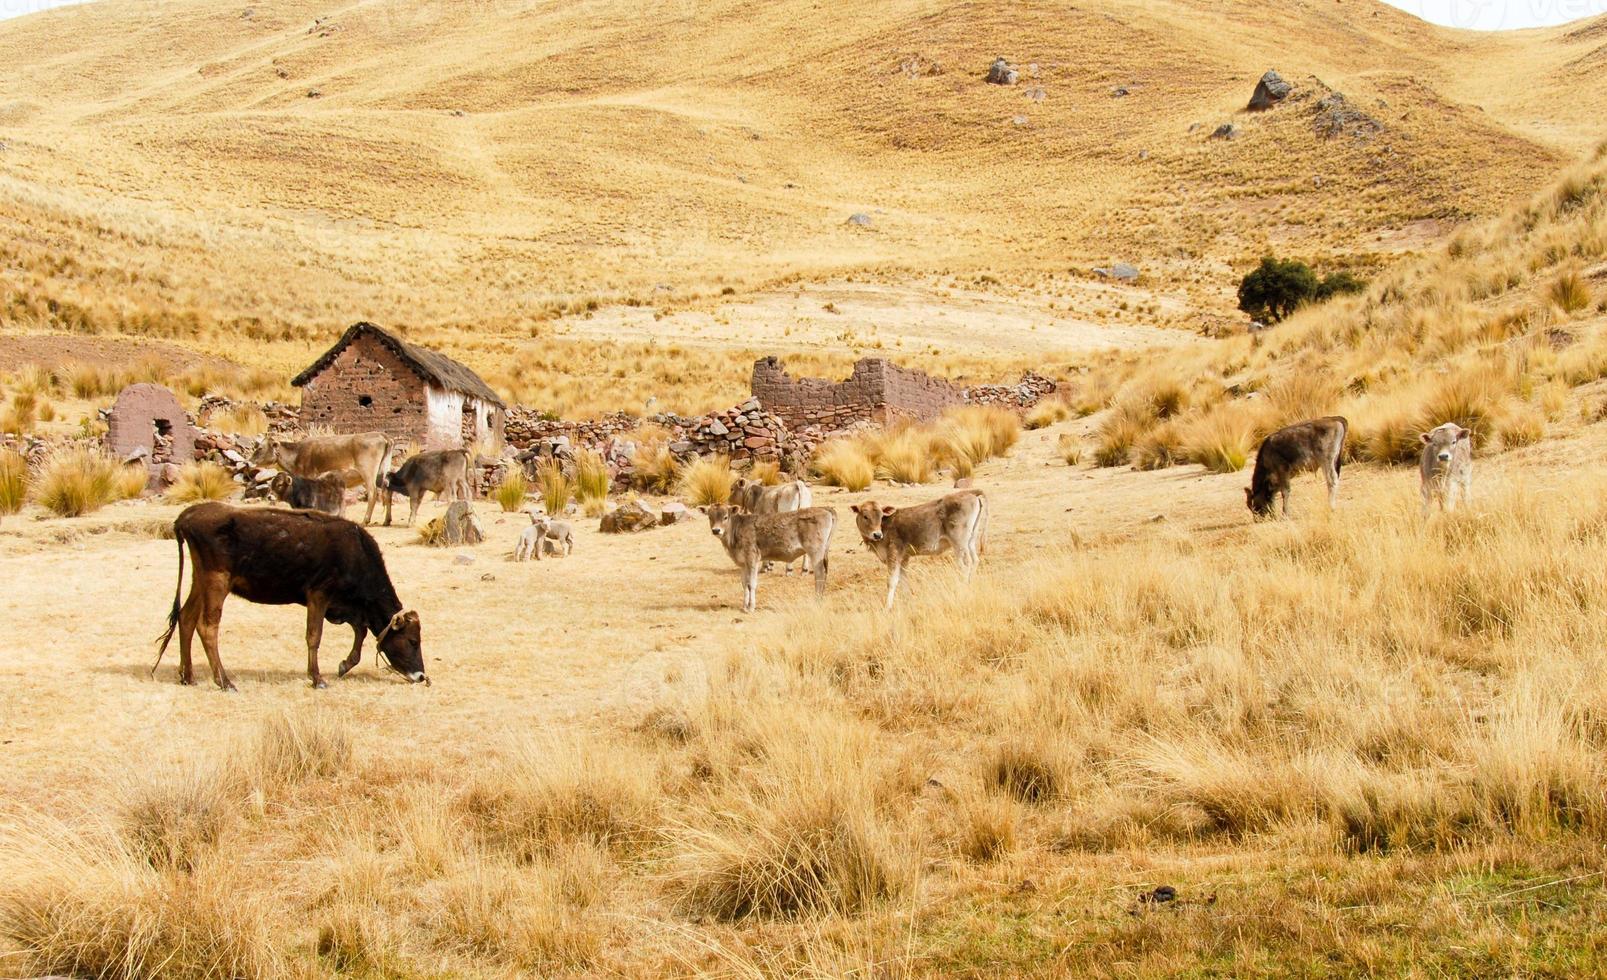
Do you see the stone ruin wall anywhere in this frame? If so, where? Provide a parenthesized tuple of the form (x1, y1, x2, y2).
(749, 356, 962, 430)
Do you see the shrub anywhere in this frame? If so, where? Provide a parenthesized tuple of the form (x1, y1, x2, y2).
(0, 450, 26, 514)
(1056, 433, 1084, 466)
(492, 469, 529, 512)
(32, 449, 125, 517)
(574, 452, 611, 517)
(536, 461, 572, 517)
(1548, 269, 1594, 314)
(1179, 406, 1258, 473)
(1238, 255, 1320, 323)
(253, 709, 353, 785)
(813, 440, 874, 491)
(1024, 399, 1071, 430)
(1315, 270, 1368, 301)
(165, 462, 235, 503)
(867, 428, 935, 484)
(677, 455, 735, 506)
(1497, 406, 1544, 449)
(747, 459, 783, 485)
(2, 391, 38, 435)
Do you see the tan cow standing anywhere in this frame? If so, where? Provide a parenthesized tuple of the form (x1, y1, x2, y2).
(852, 489, 987, 609)
(702, 504, 835, 612)
(253, 432, 393, 525)
(732, 477, 815, 573)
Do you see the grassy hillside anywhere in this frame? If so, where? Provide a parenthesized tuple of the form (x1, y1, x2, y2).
(0, 0, 1602, 343)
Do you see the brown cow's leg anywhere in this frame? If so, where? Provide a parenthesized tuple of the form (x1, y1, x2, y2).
(196, 573, 234, 691)
(409, 489, 423, 526)
(305, 594, 329, 688)
(338, 624, 364, 677)
(176, 591, 202, 685)
(361, 467, 379, 525)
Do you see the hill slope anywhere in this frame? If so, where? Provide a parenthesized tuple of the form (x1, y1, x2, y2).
(0, 0, 1602, 338)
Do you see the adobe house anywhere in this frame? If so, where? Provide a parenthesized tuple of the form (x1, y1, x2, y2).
(106, 383, 198, 488)
(292, 322, 505, 451)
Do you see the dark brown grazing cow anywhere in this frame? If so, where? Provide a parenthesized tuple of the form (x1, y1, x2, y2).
(153, 502, 427, 690)
(384, 449, 472, 526)
(269, 471, 346, 516)
(1246, 416, 1348, 519)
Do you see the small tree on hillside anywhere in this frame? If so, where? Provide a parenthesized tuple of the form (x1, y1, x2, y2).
(1238, 257, 1367, 323)
(1237, 256, 1318, 323)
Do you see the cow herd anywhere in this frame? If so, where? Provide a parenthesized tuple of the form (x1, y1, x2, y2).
(153, 414, 1476, 691)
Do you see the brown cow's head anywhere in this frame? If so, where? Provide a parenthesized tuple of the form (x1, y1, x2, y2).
(700, 503, 737, 540)
(1244, 484, 1277, 519)
(251, 436, 287, 468)
(377, 610, 427, 683)
(853, 501, 897, 542)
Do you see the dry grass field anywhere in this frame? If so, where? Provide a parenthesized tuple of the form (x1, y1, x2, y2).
(4, 0, 1607, 976)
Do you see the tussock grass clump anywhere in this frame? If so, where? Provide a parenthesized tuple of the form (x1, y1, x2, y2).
(434, 856, 602, 971)
(165, 462, 235, 503)
(113, 465, 149, 501)
(677, 791, 910, 921)
(492, 468, 528, 512)
(1056, 433, 1084, 466)
(677, 455, 735, 506)
(117, 766, 237, 873)
(1497, 406, 1545, 449)
(536, 461, 571, 517)
(32, 449, 129, 517)
(574, 451, 611, 517)
(1178, 404, 1259, 473)
(987, 741, 1070, 803)
(2, 391, 38, 435)
(1094, 408, 1147, 467)
(463, 739, 660, 860)
(0, 449, 26, 514)
(955, 791, 1018, 863)
(748, 459, 783, 485)
(253, 709, 353, 785)
(865, 427, 935, 484)
(1025, 398, 1072, 430)
(812, 440, 874, 491)
(1547, 269, 1594, 314)
(0, 826, 284, 980)
(1133, 422, 1183, 471)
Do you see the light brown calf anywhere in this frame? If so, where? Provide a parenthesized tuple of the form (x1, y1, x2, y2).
(702, 504, 835, 612)
(852, 489, 987, 609)
(252, 432, 393, 524)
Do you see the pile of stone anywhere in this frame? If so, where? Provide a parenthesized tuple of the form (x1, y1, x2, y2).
(191, 430, 280, 498)
(195, 395, 299, 433)
(671, 397, 791, 463)
(962, 372, 1062, 410)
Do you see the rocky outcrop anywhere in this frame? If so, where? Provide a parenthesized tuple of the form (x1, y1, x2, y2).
(1247, 70, 1292, 111)
(986, 58, 1018, 85)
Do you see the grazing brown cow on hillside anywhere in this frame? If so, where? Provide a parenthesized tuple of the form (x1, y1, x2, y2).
(153, 502, 427, 690)
(852, 489, 987, 609)
(252, 432, 393, 524)
(1245, 416, 1348, 519)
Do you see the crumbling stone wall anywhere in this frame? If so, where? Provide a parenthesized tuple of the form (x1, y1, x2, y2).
(299, 332, 430, 444)
(750, 356, 960, 429)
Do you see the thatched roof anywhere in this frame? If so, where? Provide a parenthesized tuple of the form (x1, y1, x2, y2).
(291, 322, 505, 408)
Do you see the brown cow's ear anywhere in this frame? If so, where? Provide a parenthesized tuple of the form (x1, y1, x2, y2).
(1420, 432, 1432, 444)
(697, 505, 708, 514)
(881, 505, 896, 516)
(1455, 428, 1470, 441)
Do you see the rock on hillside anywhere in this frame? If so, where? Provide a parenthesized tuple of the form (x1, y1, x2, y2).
(1247, 70, 1293, 110)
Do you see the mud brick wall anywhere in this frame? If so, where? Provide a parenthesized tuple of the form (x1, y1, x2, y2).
(299, 332, 431, 444)
(750, 356, 960, 429)
(106, 383, 198, 464)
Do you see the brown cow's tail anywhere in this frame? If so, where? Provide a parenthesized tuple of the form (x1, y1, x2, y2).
(1333, 416, 1350, 476)
(151, 528, 186, 676)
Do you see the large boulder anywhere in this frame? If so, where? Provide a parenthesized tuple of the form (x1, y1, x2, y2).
(986, 57, 1018, 85)
(1247, 70, 1292, 111)
(600, 498, 659, 534)
(438, 501, 484, 547)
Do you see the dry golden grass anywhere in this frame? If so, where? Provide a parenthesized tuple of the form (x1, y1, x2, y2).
(32, 449, 133, 517)
(491, 469, 528, 513)
(0, 450, 25, 515)
(574, 451, 612, 518)
(535, 461, 572, 517)
(163, 462, 235, 504)
(812, 439, 876, 491)
(677, 455, 735, 506)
